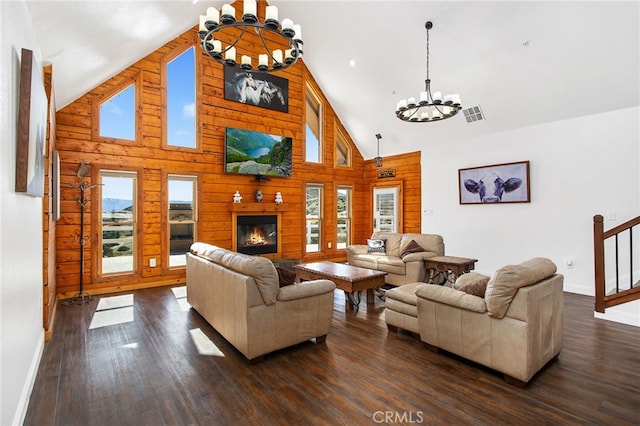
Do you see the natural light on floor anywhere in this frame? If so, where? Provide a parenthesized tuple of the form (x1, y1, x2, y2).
(171, 285, 191, 311)
(89, 294, 135, 330)
(189, 328, 225, 357)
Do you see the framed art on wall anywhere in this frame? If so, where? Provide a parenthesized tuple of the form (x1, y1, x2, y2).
(459, 160, 530, 204)
(224, 65, 289, 113)
(16, 48, 48, 197)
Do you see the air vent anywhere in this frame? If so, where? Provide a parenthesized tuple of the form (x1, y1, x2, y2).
(463, 105, 485, 123)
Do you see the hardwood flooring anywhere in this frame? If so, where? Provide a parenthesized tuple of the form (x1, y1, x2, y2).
(25, 287, 640, 425)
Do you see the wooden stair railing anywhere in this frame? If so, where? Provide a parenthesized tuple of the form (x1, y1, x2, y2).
(593, 214, 640, 312)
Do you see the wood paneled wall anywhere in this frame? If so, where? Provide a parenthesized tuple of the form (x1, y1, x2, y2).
(53, 15, 421, 297)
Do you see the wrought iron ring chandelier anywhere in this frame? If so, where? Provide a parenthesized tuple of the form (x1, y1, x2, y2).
(396, 21, 461, 122)
(197, 0, 303, 73)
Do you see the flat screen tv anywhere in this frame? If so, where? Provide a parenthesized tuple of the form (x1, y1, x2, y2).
(224, 127, 292, 178)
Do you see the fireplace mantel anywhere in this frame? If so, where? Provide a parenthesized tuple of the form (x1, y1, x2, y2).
(229, 202, 293, 213)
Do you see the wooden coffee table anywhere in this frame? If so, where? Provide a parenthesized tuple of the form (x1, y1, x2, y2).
(424, 256, 478, 285)
(294, 261, 387, 314)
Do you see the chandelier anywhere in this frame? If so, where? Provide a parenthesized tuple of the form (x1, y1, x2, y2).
(396, 21, 461, 122)
(197, 0, 303, 73)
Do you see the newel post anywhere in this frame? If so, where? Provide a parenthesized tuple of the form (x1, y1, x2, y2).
(593, 214, 606, 313)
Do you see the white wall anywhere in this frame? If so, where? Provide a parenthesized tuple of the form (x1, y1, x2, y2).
(422, 106, 640, 326)
(0, 1, 46, 424)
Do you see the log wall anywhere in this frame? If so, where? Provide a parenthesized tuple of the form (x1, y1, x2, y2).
(54, 15, 421, 297)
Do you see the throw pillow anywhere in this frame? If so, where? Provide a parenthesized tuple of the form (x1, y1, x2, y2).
(454, 273, 490, 298)
(276, 267, 296, 287)
(400, 239, 425, 259)
(367, 238, 386, 255)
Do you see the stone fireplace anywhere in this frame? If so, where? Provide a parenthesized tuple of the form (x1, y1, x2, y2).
(233, 213, 281, 256)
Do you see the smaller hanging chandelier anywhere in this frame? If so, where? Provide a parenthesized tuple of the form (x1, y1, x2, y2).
(396, 21, 461, 122)
(374, 134, 383, 167)
(197, 0, 303, 73)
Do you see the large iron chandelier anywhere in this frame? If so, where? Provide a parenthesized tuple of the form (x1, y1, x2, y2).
(197, 0, 303, 73)
(396, 21, 461, 122)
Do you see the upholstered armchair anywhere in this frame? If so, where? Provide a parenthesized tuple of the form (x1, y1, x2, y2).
(415, 258, 564, 385)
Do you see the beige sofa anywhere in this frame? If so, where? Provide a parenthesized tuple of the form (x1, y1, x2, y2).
(414, 258, 564, 385)
(186, 242, 336, 361)
(346, 232, 444, 286)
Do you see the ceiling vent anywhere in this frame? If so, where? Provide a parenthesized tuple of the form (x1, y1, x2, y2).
(463, 105, 485, 123)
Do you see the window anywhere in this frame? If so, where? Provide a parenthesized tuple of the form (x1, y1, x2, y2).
(337, 186, 352, 249)
(373, 186, 399, 233)
(306, 184, 323, 253)
(166, 47, 196, 148)
(305, 84, 322, 163)
(100, 171, 137, 275)
(168, 175, 197, 268)
(99, 84, 136, 141)
(335, 129, 351, 167)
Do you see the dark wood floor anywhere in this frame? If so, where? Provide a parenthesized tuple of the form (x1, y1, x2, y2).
(25, 286, 640, 425)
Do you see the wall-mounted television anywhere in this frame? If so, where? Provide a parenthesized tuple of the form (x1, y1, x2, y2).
(224, 127, 292, 178)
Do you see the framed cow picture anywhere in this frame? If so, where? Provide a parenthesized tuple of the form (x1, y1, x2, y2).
(458, 161, 530, 204)
(223, 65, 289, 113)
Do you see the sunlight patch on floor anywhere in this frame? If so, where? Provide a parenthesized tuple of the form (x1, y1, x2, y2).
(189, 328, 225, 357)
(89, 294, 135, 329)
(171, 286, 191, 312)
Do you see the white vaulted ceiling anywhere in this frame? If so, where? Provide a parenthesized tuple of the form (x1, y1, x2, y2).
(26, 0, 640, 159)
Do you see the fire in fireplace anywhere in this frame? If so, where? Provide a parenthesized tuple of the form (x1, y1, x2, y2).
(236, 215, 278, 255)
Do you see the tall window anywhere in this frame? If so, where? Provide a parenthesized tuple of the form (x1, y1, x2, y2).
(168, 175, 197, 268)
(100, 84, 135, 140)
(100, 171, 137, 275)
(305, 85, 322, 163)
(337, 186, 352, 249)
(306, 184, 323, 253)
(335, 129, 351, 167)
(166, 47, 196, 148)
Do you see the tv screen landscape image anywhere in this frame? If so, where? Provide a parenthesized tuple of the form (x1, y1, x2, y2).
(225, 128, 292, 178)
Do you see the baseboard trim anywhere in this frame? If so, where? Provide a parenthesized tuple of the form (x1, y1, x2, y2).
(12, 329, 45, 426)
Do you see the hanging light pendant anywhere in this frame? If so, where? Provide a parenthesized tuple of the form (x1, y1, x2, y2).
(396, 21, 461, 122)
(197, 0, 303, 73)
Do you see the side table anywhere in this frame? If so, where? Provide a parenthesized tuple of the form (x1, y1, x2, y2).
(424, 256, 478, 285)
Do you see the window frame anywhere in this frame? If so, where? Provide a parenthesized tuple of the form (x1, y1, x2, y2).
(304, 83, 323, 164)
(335, 126, 352, 168)
(162, 43, 199, 151)
(93, 71, 143, 145)
(166, 174, 198, 269)
(96, 169, 139, 279)
(336, 185, 352, 250)
(305, 183, 324, 254)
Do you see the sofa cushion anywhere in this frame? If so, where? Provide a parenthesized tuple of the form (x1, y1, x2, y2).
(484, 257, 557, 318)
(372, 232, 403, 257)
(454, 273, 490, 298)
(400, 233, 445, 257)
(415, 284, 487, 313)
(400, 239, 425, 259)
(367, 238, 387, 255)
(377, 256, 406, 275)
(276, 267, 296, 287)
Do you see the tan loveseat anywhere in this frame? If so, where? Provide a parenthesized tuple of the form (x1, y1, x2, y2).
(186, 242, 336, 361)
(415, 258, 564, 385)
(346, 232, 444, 286)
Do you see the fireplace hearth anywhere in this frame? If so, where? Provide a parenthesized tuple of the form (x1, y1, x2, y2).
(236, 215, 278, 255)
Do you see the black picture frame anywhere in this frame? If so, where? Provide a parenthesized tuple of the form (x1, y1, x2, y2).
(459, 160, 530, 204)
(16, 48, 48, 197)
(224, 65, 289, 113)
